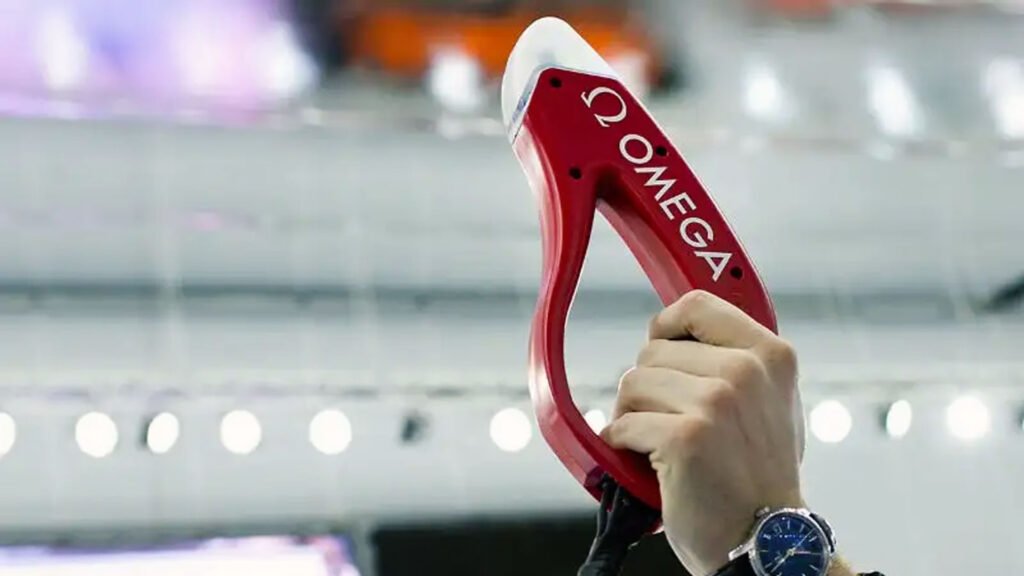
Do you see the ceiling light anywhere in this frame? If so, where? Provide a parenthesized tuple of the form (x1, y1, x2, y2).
(883, 400, 912, 439)
(220, 410, 262, 455)
(490, 407, 532, 453)
(983, 58, 1024, 139)
(76, 411, 119, 458)
(946, 395, 990, 441)
(744, 62, 786, 121)
(428, 47, 485, 113)
(0, 412, 15, 457)
(309, 409, 352, 455)
(809, 400, 852, 444)
(867, 65, 919, 137)
(36, 8, 90, 91)
(258, 21, 317, 99)
(584, 409, 608, 433)
(145, 412, 180, 455)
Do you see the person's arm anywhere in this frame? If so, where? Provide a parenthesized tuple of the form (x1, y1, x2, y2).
(601, 290, 860, 576)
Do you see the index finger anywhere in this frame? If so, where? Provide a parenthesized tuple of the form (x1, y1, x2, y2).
(648, 290, 773, 348)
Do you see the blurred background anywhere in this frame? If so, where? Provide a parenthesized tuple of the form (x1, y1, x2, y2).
(0, 0, 1022, 574)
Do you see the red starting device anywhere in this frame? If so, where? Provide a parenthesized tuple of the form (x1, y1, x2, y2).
(502, 18, 778, 514)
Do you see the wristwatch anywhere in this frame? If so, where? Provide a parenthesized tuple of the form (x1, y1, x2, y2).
(713, 507, 837, 576)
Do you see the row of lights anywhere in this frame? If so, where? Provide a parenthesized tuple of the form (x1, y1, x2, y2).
(809, 395, 998, 444)
(744, 59, 1024, 139)
(499, 395, 1009, 452)
(0, 406, 539, 458)
(0, 395, 1011, 459)
(431, 36, 1023, 141)
(0, 409, 353, 459)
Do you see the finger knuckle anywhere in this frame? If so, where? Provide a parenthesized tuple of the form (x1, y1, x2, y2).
(704, 380, 739, 414)
(617, 368, 643, 402)
(678, 289, 713, 311)
(607, 412, 637, 439)
(606, 415, 624, 436)
(723, 350, 766, 385)
(636, 340, 666, 366)
(647, 313, 661, 338)
(760, 337, 799, 377)
(664, 416, 713, 456)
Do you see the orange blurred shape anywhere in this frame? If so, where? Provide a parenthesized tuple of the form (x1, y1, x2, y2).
(757, 0, 835, 17)
(350, 8, 658, 81)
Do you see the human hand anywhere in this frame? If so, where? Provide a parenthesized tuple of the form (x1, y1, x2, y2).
(602, 290, 806, 575)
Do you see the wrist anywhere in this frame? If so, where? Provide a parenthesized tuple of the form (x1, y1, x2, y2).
(826, 557, 857, 576)
(719, 506, 836, 576)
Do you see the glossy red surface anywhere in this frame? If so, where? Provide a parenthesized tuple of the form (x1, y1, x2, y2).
(512, 68, 778, 514)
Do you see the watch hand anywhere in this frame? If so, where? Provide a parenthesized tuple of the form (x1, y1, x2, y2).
(768, 549, 795, 572)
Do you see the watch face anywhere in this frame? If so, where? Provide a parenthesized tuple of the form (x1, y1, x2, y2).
(752, 512, 830, 576)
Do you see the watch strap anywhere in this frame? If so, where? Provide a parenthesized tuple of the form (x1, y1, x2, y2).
(711, 555, 756, 576)
(808, 511, 837, 554)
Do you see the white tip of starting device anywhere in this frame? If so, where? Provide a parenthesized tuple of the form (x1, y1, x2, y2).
(501, 17, 619, 138)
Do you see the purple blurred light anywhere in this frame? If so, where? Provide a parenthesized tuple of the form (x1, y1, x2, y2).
(0, 0, 312, 122)
(0, 535, 360, 575)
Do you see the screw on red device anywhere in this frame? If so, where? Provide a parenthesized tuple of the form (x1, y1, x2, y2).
(502, 18, 778, 515)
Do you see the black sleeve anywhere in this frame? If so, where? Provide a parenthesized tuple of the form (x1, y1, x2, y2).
(712, 557, 885, 576)
(710, 558, 755, 576)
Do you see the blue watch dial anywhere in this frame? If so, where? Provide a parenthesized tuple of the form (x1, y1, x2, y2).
(753, 512, 830, 576)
